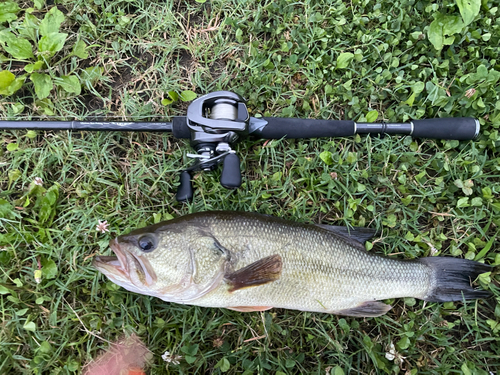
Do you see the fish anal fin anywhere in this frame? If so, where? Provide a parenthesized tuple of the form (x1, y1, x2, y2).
(315, 224, 377, 245)
(334, 301, 392, 317)
(225, 254, 282, 292)
(227, 306, 273, 312)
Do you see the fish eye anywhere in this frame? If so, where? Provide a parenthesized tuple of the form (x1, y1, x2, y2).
(138, 235, 157, 252)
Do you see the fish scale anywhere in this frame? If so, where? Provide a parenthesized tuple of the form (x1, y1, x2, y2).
(182, 214, 431, 313)
(94, 211, 492, 317)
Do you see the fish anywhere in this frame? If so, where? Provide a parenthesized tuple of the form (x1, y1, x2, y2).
(93, 211, 492, 317)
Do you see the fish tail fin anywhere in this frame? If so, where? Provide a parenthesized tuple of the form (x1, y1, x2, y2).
(420, 257, 492, 302)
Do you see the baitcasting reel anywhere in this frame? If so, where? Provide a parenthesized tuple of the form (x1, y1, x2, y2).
(176, 91, 250, 201)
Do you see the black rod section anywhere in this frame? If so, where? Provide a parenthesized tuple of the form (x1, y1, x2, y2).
(0, 117, 479, 140)
(0, 121, 75, 130)
(254, 117, 355, 139)
(356, 122, 411, 135)
(355, 118, 480, 140)
(0, 120, 173, 132)
(251, 117, 479, 140)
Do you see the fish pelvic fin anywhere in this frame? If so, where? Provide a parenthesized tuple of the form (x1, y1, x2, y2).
(226, 306, 273, 312)
(334, 301, 392, 317)
(225, 254, 282, 292)
(420, 257, 492, 302)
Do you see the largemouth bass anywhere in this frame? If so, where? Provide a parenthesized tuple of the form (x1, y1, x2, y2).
(93, 211, 491, 317)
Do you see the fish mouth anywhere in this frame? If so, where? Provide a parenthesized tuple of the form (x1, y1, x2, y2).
(93, 239, 130, 278)
(93, 238, 157, 286)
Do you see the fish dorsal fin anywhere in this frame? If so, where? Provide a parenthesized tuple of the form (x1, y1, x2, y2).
(315, 224, 377, 245)
(334, 301, 392, 317)
(225, 254, 282, 292)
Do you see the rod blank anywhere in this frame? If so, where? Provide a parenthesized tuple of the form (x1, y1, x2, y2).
(0, 121, 173, 132)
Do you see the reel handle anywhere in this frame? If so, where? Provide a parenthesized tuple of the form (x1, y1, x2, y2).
(220, 153, 242, 189)
(176, 171, 193, 202)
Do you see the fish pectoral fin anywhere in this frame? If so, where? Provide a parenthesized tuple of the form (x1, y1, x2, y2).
(334, 301, 392, 317)
(226, 306, 273, 312)
(225, 254, 283, 292)
(315, 224, 377, 245)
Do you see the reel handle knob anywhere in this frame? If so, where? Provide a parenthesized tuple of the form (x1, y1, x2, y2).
(176, 170, 194, 202)
(220, 153, 241, 189)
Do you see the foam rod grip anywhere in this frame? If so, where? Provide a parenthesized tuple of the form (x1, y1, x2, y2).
(255, 118, 356, 139)
(172, 117, 191, 139)
(411, 117, 479, 140)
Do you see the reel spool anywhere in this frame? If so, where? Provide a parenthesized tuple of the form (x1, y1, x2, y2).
(176, 91, 250, 202)
(210, 101, 238, 121)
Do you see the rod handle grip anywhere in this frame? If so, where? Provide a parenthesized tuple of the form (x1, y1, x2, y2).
(411, 117, 479, 140)
(172, 117, 190, 138)
(252, 118, 355, 139)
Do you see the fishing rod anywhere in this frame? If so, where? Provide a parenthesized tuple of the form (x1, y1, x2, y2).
(0, 91, 480, 201)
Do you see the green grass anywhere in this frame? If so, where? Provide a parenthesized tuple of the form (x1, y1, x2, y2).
(1, 0, 500, 374)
